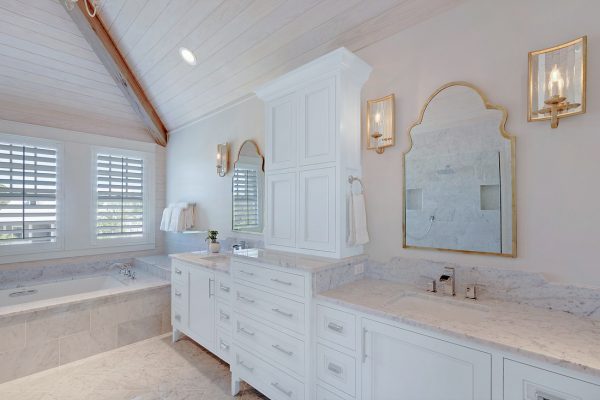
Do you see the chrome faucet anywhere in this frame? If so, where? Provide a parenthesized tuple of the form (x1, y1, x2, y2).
(439, 267, 455, 296)
(118, 264, 136, 280)
(232, 240, 247, 251)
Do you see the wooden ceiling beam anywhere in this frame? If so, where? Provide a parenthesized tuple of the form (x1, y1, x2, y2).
(62, 0, 168, 146)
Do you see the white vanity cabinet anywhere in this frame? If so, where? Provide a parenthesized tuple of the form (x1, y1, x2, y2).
(171, 259, 232, 364)
(256, 47, 372, 259)
(361, 319, 491, 400)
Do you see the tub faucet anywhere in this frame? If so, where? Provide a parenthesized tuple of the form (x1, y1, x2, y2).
(439, 267, 456, 296)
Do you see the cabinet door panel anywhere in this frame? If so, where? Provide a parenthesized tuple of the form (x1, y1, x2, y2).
(299, 78, 336, 166)
(188, 267, 215, 350)
(362, 319, 491, 400)
(267, 95, 297, 170)
(298, 167, 335, 252)
(266, 172, 296, 247)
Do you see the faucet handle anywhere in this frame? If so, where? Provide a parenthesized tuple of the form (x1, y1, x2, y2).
(419, 276, 437, 293)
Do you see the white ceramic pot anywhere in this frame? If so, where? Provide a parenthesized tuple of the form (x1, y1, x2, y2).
(209, 242, 221, 253)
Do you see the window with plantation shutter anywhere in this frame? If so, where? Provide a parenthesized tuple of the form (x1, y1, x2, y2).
(232, 166, 260, 231)
(0, 142, 58, 246)
(95, 153, 145, 240)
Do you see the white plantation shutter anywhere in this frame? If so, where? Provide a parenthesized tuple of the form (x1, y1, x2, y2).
(232, 166, 260, 231)
(96, 154, 144, 240)
(0, 142, 58, 245)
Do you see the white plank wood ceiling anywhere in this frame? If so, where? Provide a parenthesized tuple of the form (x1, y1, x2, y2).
(0, 0, 464, 138)
(0, 0, 152, 141)
(99, 0, 463, 131)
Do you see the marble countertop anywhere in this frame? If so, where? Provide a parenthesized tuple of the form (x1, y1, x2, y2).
(231, 248, 367, 273)
(170, 252, 231, 274)
(318, 278, 600, 378)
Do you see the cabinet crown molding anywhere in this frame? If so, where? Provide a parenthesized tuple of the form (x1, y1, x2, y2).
(255, 47, 372, 101)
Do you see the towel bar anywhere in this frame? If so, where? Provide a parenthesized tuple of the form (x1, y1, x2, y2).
(348, 175, 364, 194)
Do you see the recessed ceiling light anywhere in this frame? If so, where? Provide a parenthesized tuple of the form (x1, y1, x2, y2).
(179, 47, 197, 66)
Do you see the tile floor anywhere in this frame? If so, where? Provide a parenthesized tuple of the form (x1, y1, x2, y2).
(0, 334, 268, 399)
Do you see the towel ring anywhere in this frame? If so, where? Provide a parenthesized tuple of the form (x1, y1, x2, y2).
(348, 175, 364, 194)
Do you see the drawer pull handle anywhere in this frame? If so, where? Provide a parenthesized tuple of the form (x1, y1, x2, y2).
(238, 360, 254, 372)
(271, 278, 292, 286)
(327, 362, 343, 375)
(220, 340, 230, 350)
(272, 344, 293, 356)
(220, 283, 230, 292)
(238, 327, 255, 337)
(220, 311, 230, 320)
(174, 291, 182, 297)
(239, 270, 254, 276)
(327, 322, 344, 333)
(174, 268, 182, 275)
(271, 382, 292, 397)
(535, 392, 565, 400)
(272, 308, 293, 318)
(237, 294, 255, 304)
(174, 314, 181, 321)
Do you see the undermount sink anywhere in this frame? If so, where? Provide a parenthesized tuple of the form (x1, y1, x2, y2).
(184, 253, 230, 266)
(385, 292, 490, 322)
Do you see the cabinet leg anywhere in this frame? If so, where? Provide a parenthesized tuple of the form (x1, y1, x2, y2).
(231, 373, 241, 396)
(172, 328, 183, 343)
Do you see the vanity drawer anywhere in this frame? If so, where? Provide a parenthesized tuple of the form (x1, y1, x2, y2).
(171, 260, 188, 284)
(235, 347, 305, 400)
(317, 385, 347, 400)
(216, 327, 232, 364)
(234, 313, 305, 377)
(234, 284, 305, 334)
(171, 281, 187, 308)
(216, 300, 232, 329)
(317, 343, 356, 397)
(233, 261, 305, 298)
(171, 305, 187, 329)
(317, 305, 356, 350)
(216, 274, 232, 301)
(504, 359, 600, 399)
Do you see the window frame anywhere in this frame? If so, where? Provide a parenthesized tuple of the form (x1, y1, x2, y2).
(232, 161, 264, 234)
(90, 146, 155, 247)
(0, 133, 64, 256)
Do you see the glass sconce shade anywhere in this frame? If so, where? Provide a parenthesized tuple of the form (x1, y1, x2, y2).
(366, 94, 395, 154)
(216, 143, 229, 177)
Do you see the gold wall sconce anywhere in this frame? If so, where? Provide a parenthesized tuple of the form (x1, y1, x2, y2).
(528, 36, 587, 129)
(216, 143, 229, 177)
(367, 94, 395, 154)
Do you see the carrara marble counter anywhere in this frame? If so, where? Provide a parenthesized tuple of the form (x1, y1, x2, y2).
(318, 278, 600, 378)
(170, 252, 231, 274)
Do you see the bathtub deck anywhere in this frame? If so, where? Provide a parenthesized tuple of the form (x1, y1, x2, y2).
(0, 334, 267, 400)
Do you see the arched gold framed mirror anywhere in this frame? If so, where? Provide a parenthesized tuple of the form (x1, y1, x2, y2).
(232, 140, 264, 233)
(403, 82, 516, 257)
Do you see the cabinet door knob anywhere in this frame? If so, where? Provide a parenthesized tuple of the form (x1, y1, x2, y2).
(174, 291, 181, 297)
(174, 268, 182, 275)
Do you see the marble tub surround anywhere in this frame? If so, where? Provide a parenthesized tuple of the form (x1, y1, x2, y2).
(0, 284, 171, 384)
(318, 278, 600, 379)
(0, 258, 134, 290)
(366, 257, 600, 320)
(134, 255, 172, 280)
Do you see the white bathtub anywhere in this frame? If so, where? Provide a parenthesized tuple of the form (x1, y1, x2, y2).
(0, 271, 166, 317)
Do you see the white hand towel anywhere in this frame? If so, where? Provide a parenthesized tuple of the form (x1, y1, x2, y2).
(168, 207, 186, 232)
(348, 193, 369, 246)
(160, 207, 172, 231)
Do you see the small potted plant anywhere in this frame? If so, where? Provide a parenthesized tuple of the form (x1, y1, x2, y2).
(206, 230, 220, 253)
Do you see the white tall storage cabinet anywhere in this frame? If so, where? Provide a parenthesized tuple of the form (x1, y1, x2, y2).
(256, 48, 372, 259)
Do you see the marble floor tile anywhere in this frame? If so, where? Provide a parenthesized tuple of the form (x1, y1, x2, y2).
(0, 334, 268, 400)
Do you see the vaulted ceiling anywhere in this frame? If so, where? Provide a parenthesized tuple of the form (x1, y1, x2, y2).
(99, 0, 464, 132)
(0, 0, 464, 140)
(0, 0, 152, 141)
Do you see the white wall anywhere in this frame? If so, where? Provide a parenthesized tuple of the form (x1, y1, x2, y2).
(165, 0, 600, 286)
(166, 98, 265, 252)
(0, 119, 166, 268)
(357, 0, 600, 286)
